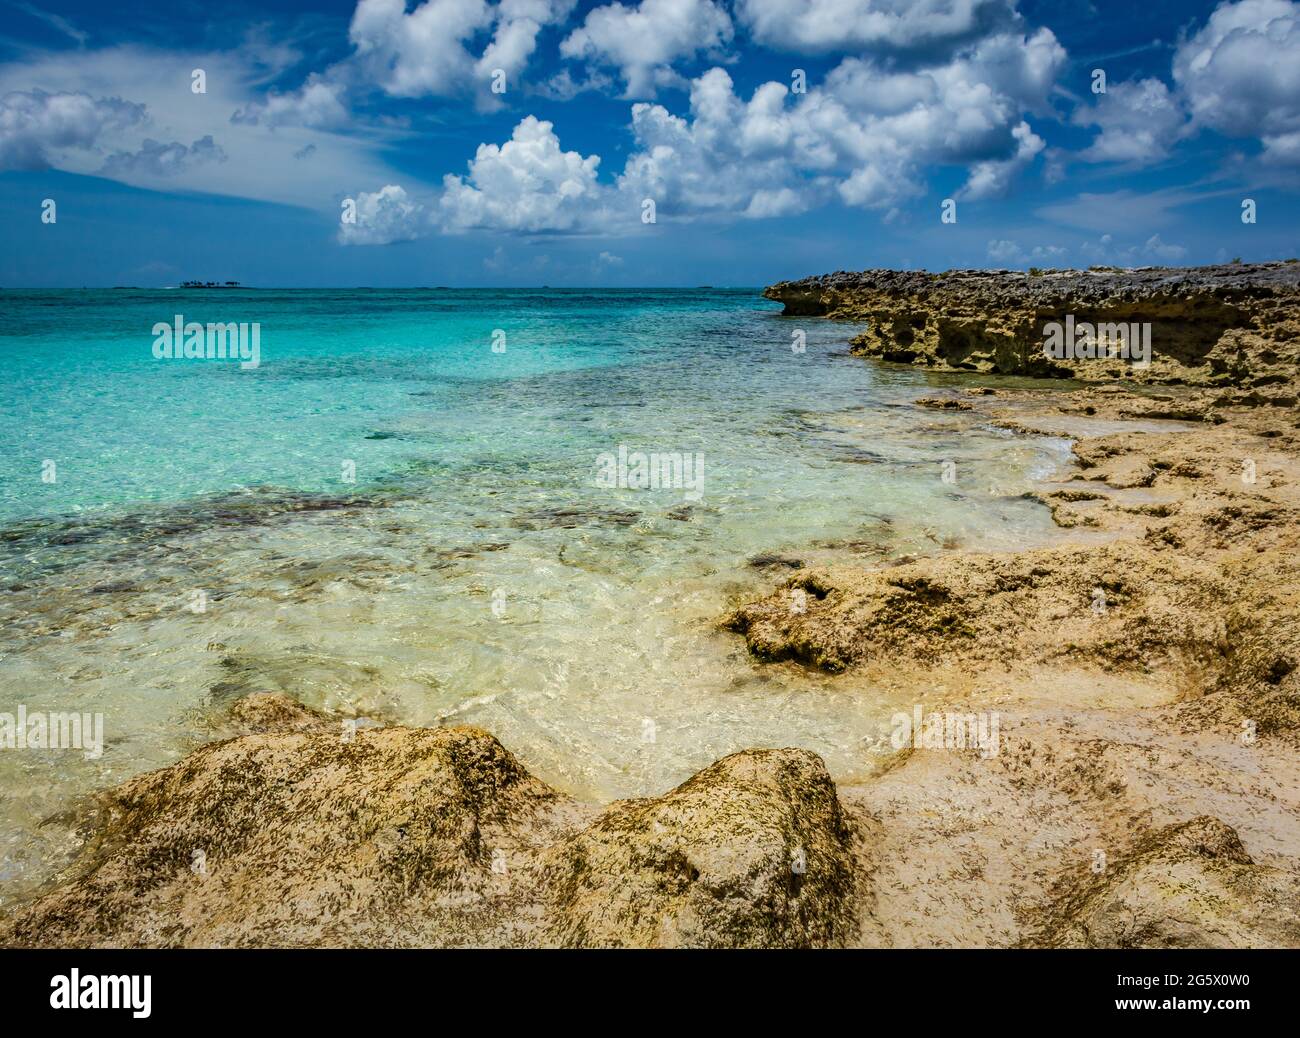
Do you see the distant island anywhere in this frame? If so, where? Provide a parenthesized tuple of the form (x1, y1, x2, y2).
(179, 280, 243, 288)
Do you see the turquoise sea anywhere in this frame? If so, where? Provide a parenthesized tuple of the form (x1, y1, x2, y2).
(0, 288, 1075, 903)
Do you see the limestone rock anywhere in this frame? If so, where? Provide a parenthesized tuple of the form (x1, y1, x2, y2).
(763, 263, 1300, 385)
(0, 719, 564, 947)
(0, 698, 864, 949)
(544, 748, 859, 948)
(1038, 817, 1300, 948)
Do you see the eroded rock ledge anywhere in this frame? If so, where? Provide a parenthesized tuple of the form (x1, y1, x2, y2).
(724, 382, 1300, 948)
(763, 262, 1300, 385)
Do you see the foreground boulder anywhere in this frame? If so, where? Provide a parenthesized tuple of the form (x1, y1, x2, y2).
(544, 748, 859, 948)
(0, 708, 565, 947)
(0, 694, 861, 949)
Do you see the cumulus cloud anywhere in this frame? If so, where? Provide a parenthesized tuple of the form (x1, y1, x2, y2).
(437, 115, 615, 232)
(735, 0, 1018, 55)
(1073, 77, 1188, 164)
(348, 0, 574, 100)
(1080, 232, 1189, 265)
(619, 27, 1062, 218)
(1141, 233, 1188, 261)
(560, 0, 733, 97)
(1062, 2, 1299, 168)
(0, 89, 145, 170)
(986, 238, 1065, 265)
(339, 184, 428, 244)
(1173, 0, 1300, 163)
(230, 76, 350, 129)
(618, 71, 826, 218)
(349, 0, 491, 96)
(960, 120, 1044, 199)
(101, 135, 228, 177)
(436, 19, 1063, 232)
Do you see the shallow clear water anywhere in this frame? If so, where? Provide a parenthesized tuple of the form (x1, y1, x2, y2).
(0, 288, 1073, 903)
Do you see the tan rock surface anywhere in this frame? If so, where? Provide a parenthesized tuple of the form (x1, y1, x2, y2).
(0, 697, 861, 948)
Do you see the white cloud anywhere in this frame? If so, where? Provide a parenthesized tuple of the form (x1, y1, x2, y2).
(1072, 77, 1188, 164)
(986, 238, 1065, 265)
(619, 71, 823, 218)
(1140, 233, 1188, 261)
(744, 186, 806, 217)
(960, 120, 1043, 199)
(437, 115, 615, 232)
(348, 0, 574, 100)
(339, 184, 428, 245)
(617, 27, 1063, 218)
(1259, 130, 1300, 164)
(1057, 2, 1300, 169)
(1174, 1, 1300, 132)
(1173, 0, 1300, 164)
(0, 46, 428, 210)
(0, 89, 145, 170)
(349, 0, 491, 96)
(1079, 231, 1188, 265)
(479, 0, 574, 80)
(986, 239, 1021, 263)
(230, 76, 350, 129)
(735, 0, 1018, 55)
(560, 0, 733, 97)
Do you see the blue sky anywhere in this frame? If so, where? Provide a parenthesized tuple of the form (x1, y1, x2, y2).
(0, 0, 1297, 286)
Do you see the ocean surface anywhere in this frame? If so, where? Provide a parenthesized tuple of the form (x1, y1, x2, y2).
(0, 288, 1075, 904)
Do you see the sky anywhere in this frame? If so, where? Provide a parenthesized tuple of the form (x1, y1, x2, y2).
(0, 0, 1297, 286)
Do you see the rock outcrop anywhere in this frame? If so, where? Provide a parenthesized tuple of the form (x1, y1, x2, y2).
(1035, 817, 1300, 948)
(0, 695, 861, 949)
(721, 377, 1300, 948)
(544, 748, 859, 948)
(763, 263, 1300, 385)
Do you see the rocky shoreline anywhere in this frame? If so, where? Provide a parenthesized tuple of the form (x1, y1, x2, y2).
(764, 261, 1300, 388)
(4, 265, 1300, 948)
